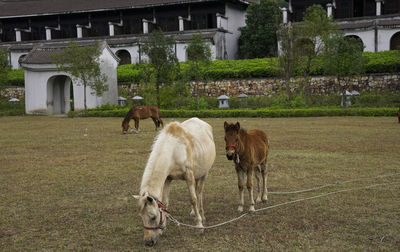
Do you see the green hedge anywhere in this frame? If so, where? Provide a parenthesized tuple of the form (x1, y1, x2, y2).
(116, 50, 400, 82)
(4, 51, 400, 86)
(68, 107, 398, 118)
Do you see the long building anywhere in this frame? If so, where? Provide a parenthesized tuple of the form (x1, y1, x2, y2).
(281, 0, 400, 52)
(0, 0, 255, 69)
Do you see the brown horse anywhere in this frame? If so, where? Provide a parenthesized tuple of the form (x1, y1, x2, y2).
(122, 106, 163, 134)
(224, 121, 269, 213)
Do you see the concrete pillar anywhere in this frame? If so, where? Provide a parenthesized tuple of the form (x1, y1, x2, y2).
(142, 19, 148, 34)
(281, 8, 288, 24)
(15, 30, 22, 42)
(179, 16, 184, 31)
(77, 25, 83, 38)
(376, 0, 383, 16)
(327, 3, 333, 18)
(45, 28, 52, 40)
(109, 23, 115, 36)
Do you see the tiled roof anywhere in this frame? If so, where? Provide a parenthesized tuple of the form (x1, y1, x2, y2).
(20, 41, 107, 64)
(17, 29, 219, 64)
(0, 0, 254, 18)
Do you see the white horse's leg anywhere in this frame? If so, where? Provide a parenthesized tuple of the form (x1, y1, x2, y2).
(185, 169, 202, 228)
(255, 166, 262, 204)
(196, 176, 207, 221)
(162, 178, 172, 207)
(261, 162, 268, 202)
(247, 165, 255, 212)
(236, 165, 245, 213)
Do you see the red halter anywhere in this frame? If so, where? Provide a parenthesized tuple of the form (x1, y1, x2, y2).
(143, 197, 169, 230)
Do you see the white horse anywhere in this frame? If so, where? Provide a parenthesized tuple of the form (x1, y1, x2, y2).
(133, 117, 216, 246)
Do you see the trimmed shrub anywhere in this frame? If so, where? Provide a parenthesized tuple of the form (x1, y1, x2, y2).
(76, 107, 397, 118)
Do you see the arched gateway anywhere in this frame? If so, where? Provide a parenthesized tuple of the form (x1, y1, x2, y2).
(20, 41, 119, 115)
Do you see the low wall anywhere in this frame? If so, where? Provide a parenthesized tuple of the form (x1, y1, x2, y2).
(2, 73, 400, 100)
(120, 73, 400, 97)
(0, 86, 25, 100)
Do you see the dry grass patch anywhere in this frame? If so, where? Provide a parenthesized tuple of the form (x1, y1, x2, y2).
(0, 116, 399, 251)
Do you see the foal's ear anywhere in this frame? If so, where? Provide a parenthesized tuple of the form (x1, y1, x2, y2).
(132, 195, 140, 200)
(224, 121, 229, 130)
(235, 122, 241, 130)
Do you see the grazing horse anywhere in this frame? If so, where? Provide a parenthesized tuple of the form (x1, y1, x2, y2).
(133, 118, 216, 246)
(224, 121, 269, 213)
(122, 105, 163, 134)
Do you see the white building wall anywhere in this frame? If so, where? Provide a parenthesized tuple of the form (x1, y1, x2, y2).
(344, 29, 375, 52)
(23, 46, 118, 114)
(175, 43, 187, 62)
(225, 3, 246, 59)
(10, 51, 29, 69)
(110, 45, 140, 64)
(98, 47, 118, 106)
(378, 28, 400, 51)
(24, 69, 50, 114)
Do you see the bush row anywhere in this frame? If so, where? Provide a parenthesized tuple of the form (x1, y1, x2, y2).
(117, 50, 400, 82)
(68, 107, 398, 118)
(5, 50, 400, 86)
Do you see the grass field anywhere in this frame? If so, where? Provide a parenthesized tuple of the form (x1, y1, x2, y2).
(1, 116, 399, 251)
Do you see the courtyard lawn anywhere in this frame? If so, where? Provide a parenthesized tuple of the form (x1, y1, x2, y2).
(0, 116, 399, 251)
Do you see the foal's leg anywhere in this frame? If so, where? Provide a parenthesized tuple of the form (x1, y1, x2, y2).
(185, 169, 203, 228)
(255, 166, 262, 204)
(260, 162, 268, 202)
(236, 165, 245, 213)
(246, 165, 255, 212)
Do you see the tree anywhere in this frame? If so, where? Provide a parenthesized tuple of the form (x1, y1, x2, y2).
(238, 0, 281, 59)
(277, 23, 302, 99)
(0, 48, 10, 86)
(322, 35, 367, 106)
(295, 4, 339, 96)
(52, 41, 108, 111)
(140, 29, 179, 107)
(183, 33, 212, 110)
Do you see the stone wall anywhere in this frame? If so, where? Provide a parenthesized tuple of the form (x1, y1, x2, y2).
(120, 73, 400, 97)
(2, 73, 400, 100)
(0, 87, 25, 100)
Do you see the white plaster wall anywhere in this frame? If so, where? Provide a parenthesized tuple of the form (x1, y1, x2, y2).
(175, 43, 187, 62)
(110, 45, 140, 64)
(344, 29, 375, 52)
(98, 47, 118, 106)
(24, 70, 50, 114)
(225, 3, 246, 59)
(10, 51, 29, 69)
(23, 46, 118, 114)
(378, 28, 400, 51)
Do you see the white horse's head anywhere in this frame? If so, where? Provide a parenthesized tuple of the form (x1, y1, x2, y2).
(133, 192, 167, 246)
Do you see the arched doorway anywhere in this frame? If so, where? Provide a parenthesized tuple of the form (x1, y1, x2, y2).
(47, 75, 73, 115)
(295, 38, 315, 56)
(116, 50, 131, 65)
(345, 35, 364, 51)
(390, 32, 400, 50)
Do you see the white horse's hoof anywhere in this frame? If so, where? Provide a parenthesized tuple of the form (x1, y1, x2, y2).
(249, 205, 255, 213)
(237, 205, 244, 213)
